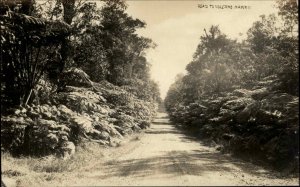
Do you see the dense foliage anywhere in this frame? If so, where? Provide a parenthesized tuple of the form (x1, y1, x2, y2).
(165, 0, 298, 172)
(1, 0, 161, 157)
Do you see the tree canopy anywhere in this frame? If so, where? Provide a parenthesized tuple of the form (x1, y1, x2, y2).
(1, 0, 161, 110)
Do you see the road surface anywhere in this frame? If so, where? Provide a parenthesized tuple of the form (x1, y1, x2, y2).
(57, 113, 298, 186)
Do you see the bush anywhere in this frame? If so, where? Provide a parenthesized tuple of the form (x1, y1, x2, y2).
(1, 77, 157, 157)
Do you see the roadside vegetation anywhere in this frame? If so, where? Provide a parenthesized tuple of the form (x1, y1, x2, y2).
(1, 0, 161, 161)
(165, 0, 298, 173)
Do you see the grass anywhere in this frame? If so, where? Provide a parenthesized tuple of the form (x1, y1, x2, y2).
(1, 142, 108, 186)
(1, 133, 140, 186)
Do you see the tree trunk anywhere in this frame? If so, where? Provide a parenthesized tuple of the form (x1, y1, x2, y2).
(58, 0, 75, 87)
(20, 0, 34, 15)
(62, 0, 75, 25)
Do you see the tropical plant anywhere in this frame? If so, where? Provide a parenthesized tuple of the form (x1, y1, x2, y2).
(1, 3, 70, 109)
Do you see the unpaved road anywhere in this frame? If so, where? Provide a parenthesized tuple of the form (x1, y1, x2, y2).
(57, 113, 298, 186)
(3, 113, 298, 186)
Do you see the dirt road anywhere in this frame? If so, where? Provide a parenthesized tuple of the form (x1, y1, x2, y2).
(53, 113, 297, 186)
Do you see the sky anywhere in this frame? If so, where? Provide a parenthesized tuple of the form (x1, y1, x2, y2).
(125, 0, 278, 99)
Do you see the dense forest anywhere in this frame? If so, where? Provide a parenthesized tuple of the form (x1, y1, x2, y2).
(165, 0, 298, 173)
(1, 0, 161, 158)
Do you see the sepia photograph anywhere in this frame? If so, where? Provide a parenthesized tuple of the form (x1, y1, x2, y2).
(0, 0, 299, 186)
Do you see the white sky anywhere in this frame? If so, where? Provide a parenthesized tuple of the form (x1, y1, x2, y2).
(126, 0, 278, 99)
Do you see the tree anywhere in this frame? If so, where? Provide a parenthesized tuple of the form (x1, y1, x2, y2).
(193, 25, 231, 58)
(276, 0, 298, 37)
(0, 1, 71, 109)
(246, 0, 299, 95)
(165, 74, 185, 112)
(99, 0, 151, 85)
(183, 26, 240, 102)
(247, 14, 278, 53)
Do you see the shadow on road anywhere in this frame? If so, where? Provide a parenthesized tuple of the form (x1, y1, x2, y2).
(145, 130, 181, 135)
(90, 149, 274, 180)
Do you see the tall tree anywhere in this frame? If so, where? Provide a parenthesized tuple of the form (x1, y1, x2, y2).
(99, 0, 149, 85)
